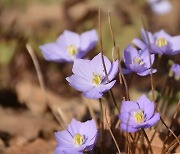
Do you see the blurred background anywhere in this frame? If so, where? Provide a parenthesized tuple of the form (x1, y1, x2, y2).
(0, 0, 179, 153)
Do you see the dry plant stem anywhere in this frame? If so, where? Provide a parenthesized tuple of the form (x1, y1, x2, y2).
(150, 130, 156, 143)
(116, 47, 130, 100)
(98, 7, 108, 82)
(163, 136, 180, 153)
(158, 79, 170, 111)
(140, 130, 145, 154)
(159, 116, 180, 145)
(26, 44, 66, 129)
(129, 133, 134, 142)
(163, 100, 180, 148)
(151, 76, 170, 143)
(99, 98, 104, 154)
(108, 11, 116, 48)
(124, 133, 131, 154)
(161, 86, 171, 116)
(108, 11, 129, 100)
(141, 18, 180, 146)
(84, 98, 98, 125)
(125, 114, 132, 153)
(109, 90, 119, 110)
(157, 76, 170, 109)
(99, 98, 104, 130)
(172, 99, 180, 119)
(127, 135, 130, 154)
(98, 7, 119, 110)
(129, 133, 135, 153)
(133, 132, 141, 153)
(151, 109, 180, 146)
(116, 48, 123, 85)
(141, 18, 157, 149)
(163, 79, 175, 119)
(104, 100, 121, 154)
(115, 119, 120, 128)
(141, 129, 153, 154)
(141, 17, 154, 101)
(162, 87, 174, 119)
(151, 101, 180, 145)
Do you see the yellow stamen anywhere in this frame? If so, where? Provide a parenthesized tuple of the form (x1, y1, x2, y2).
(134, 110, 145, 123)
(132, 57, 144, 65)
(67, 45, 78, 56)
(156, 38, 168, 47)
(73, 133, 84, 146)
(92, 73, 102, 85)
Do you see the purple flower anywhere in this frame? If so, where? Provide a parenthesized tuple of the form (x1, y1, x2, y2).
(133, 29, 180, 55)
(170, 63, 180, 80)
(119, 94, 160, 132)
(122, 45, 156, 76)
(66, 53, 118, 99)
(147, 0, 172, 15)
(55, 119, 97, 154)
(39, 29, 98, 62)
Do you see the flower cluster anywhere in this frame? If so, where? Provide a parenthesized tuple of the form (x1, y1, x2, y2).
(39, 27, 176, 153)
(55, 119, 97, 154)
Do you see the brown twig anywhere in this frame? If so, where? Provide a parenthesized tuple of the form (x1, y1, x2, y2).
(141, 18, 180, 146)
(83, 98, 98, 125)
(98, 7, 108, 82)
(26, 44, 66, 129)
(133, 132, 140, 153)
(99, 98, 104, 130)
(104, 99, 121, 154)
(98, 7, 119, 110)
(163, 136, 180, 153)
(108, 11, 129, 100)
(108, 12, 116, 48)
(141, 17, 154, 102)
(141, 129, 153, 154)
(160, 116, 180, 145)
(99, 98, 105, 154)
(163, 100, 180, 149)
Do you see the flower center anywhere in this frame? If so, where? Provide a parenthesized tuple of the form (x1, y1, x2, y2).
(155, 38, 168, 47)
(134, 110, 145, 123)
(73, 133, 84, 146)
(67, 45, 78, 57)
(92, 73, 102, 85)
(132, 57, 144, 65)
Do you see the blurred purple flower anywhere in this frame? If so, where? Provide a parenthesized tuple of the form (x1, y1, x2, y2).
(122, 45, 156, 76)
(39, 29, 98, 63)
(66, 53, 118, 99)
(170, 63, 180, 80)
(133, 29, 180, 55)
(147, 0, 172, 15)
(55, 118, 97, 154)
(119, 94, 160, 132)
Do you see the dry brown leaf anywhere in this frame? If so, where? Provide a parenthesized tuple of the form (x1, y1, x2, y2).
(4, 139, 56, 154)
(15, 79, 87, 122)
(0, 107, 58, 146)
